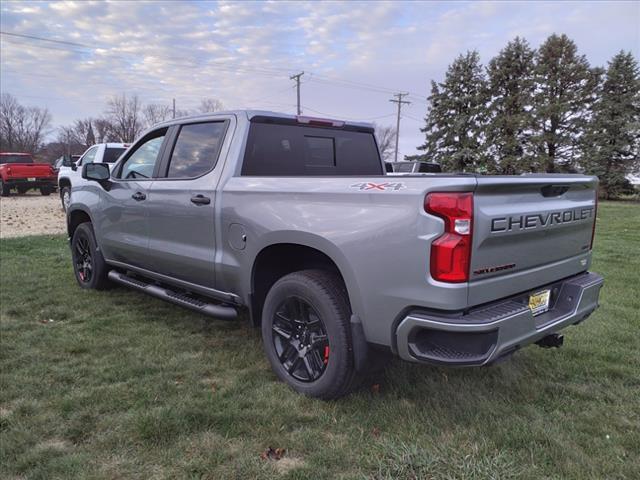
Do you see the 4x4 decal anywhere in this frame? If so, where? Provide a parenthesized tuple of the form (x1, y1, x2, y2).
(350, 182, 406, 191)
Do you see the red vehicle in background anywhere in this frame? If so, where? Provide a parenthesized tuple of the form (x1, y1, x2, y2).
(0, 152, 57, 197)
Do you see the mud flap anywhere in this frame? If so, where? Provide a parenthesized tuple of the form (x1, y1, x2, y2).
(350, 314, 369, 372)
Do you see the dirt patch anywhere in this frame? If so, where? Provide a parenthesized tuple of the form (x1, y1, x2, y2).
(0, 192, 66, 239)
(35, 438, 72, 451)
(273, 457, 305, 474)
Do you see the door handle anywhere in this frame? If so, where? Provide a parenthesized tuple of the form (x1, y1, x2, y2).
(190, 194, 211, 205)
(131, 191, 146, 201)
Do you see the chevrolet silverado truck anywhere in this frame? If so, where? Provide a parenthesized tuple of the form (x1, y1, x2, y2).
(58, 143, 128, 211)
(0, 152, 57, 196)
(67, 110, 604, 399)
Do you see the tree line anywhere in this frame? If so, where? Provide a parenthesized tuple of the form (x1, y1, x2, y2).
(413, 34, 639, 198)
(0, 93, 224, 162)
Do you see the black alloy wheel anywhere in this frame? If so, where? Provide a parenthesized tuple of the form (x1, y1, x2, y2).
(261, 269, 360, 399)
(74, 232, 93, 284)
(272, 295, 330, 382)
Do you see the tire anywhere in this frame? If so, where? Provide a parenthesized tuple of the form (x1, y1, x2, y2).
(0, 180, 10, 197)
(261, 269, 359, 399)
(40, 187, 52, 196)
(60, 187, 71, 212)
(71, 222, 110, 290)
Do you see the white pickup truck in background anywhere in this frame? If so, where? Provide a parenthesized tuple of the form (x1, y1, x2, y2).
(58, 143, 128, 211)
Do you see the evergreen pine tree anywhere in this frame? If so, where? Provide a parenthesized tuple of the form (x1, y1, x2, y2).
(486, 37, 536, 174)
(533, 34, 599, 173)
(582, 51, 640, 198)
(418, 51, 488, 172)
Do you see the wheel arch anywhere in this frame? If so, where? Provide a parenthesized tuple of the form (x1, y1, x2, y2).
(67, 208, 93, 239)
(58, 177, 71, 190)
(248, 237, 363, 327)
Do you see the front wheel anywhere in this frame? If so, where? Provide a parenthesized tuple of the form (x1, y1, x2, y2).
(71, 222, 110, 290)
(261, 270, 359, 399)
(60, 186, 71, 212)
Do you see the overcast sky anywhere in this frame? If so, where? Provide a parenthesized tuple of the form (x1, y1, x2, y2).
(1, 0, 638, 157)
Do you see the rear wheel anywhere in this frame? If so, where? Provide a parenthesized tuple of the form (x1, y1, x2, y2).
(60, 187, 71, 212)
(71, 222, 110, 290)
(0, 180, 10, 197)
(261, 270, 359, 399)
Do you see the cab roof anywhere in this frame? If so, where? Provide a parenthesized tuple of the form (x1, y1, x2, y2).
(152, 110, 375, 132)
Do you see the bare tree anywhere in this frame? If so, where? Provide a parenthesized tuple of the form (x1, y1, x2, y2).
(0, 93, 52, 153)
(375, 124, 397, 162)
(58, 118, 98, 149)
(198, 98, 224, 113)
(105, 93, 144, 142)
(143, 104, 172, 127)
(93, 118, 116, 143)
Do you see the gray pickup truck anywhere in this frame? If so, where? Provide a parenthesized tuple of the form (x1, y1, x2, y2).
(67, 110, 603, 399)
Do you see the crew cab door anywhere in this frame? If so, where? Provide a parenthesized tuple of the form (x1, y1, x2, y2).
(97, 127, 169, 268)
(144, 120, 230, 289)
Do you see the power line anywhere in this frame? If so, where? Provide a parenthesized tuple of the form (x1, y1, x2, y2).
(401, 113, 425, 122)
(1, 31, 429, 102)
(303, 106, 396, 122)
(390, 93, 411, 162)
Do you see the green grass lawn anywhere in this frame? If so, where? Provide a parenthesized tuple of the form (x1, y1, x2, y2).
(1, 202, 639, 479)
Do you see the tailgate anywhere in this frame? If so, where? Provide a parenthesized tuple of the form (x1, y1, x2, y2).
(468, 175, 597, 305)
(6, 163, 54, 178)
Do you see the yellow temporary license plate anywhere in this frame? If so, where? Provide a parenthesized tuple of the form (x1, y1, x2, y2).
(28, 177, 36, 181)
(529, 289, 551, 316)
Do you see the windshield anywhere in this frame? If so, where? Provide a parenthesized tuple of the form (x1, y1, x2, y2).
(0, 155, 34, 164)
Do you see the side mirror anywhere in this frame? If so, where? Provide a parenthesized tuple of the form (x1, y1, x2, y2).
(82, 163, 111, 188)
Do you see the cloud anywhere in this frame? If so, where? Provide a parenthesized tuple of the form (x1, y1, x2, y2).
(1, 0, 638, 157)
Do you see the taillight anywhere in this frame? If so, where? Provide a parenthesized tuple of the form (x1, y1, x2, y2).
(425, 192, 474, 283)
(590, 193, 598, 249)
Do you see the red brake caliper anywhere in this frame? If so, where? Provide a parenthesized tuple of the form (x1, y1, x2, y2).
(323, 346, 330, 365)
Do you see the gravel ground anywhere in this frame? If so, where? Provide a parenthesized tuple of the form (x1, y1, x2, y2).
(0, 192, 66, 239)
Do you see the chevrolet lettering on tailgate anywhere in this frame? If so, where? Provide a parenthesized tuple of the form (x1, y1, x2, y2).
(491, 207, 595, 233)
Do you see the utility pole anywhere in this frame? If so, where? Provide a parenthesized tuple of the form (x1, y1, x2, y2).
(389, 93, 411, 162)
(172, 98, 176, 119)
(290, 72, 304, 115)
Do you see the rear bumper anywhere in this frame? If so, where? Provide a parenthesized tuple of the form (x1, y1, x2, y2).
(3, 177, 57, 189)
(395, 272, 603, 366)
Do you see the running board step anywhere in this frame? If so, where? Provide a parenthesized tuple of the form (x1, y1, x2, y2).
(108, 270, 237, 320)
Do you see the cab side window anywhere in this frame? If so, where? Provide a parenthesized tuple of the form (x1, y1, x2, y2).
(78, 146, 98, 166)
(165, 122, 226, 179)
(118, 129, 167, 180)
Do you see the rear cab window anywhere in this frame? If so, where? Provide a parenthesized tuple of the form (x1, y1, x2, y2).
(0, 154, 34, 164)
(241, 118, 382, 176)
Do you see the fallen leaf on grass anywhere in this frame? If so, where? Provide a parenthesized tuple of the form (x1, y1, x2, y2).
(372, 427, 381, 437)
(260, 447, 286, 461)
(371, 383, 380, 394)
